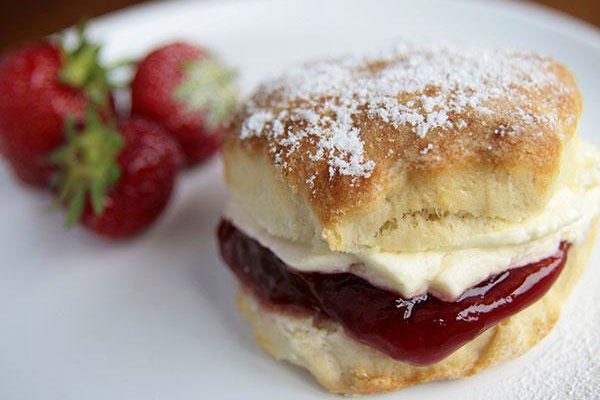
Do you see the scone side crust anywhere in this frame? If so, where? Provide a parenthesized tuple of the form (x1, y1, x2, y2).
(222, 136, 589, 253)
(225, 45, 582, 230)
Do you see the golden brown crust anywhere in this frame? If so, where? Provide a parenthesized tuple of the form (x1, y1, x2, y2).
(225, 45, 581, 222)
(223, 45, 582, 252)
(235, 222, 597, 395)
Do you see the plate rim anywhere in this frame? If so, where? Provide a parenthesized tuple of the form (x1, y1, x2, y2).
(89, 0, 600, 50)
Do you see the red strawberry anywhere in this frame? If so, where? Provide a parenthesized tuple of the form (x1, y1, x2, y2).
(52, 110, 183, 239)
(131, 42, 236, 166)
(0, 26, 114, 187)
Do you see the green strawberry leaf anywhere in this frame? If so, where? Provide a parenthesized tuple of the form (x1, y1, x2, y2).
(60, 24, 109, 102)
(51, 105, 124, 226)
(65, 184, 86, 227)
(59, 21, 134, 110)
(90, 179, 107, 215)
(173, 55, 237, 130)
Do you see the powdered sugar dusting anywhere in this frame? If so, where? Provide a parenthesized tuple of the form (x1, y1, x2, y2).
(240, 111, 274, 139)
(420, 143, 434, 155)
(239, 42, 571, 181)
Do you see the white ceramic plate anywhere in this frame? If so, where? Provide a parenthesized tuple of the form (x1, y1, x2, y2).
(1, 1, 599, 399)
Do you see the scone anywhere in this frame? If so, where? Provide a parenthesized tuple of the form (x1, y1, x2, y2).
(217, 43, 600, 395)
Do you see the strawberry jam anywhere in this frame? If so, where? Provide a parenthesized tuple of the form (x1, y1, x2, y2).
(218, 219, 569, 365)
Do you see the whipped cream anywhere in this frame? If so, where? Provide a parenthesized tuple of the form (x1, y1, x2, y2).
(225, 148, 600, 300)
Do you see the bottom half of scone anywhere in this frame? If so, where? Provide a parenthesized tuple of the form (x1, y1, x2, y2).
(218, 219, 598, 395)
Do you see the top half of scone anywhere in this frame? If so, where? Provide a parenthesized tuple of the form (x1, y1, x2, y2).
(223, 43, 600, 254)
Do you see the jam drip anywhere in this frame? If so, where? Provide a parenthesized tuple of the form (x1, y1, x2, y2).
(218, 220, 569, 365)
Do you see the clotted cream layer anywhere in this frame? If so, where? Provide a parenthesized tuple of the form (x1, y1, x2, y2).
(225, 147, 600, 301)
